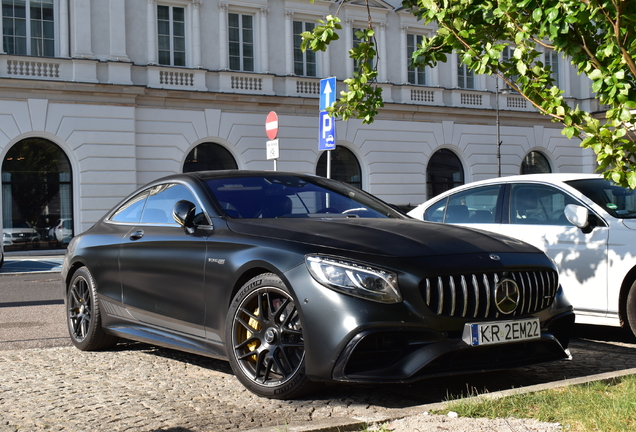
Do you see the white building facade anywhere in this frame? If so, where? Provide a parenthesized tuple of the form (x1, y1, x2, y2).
(0, 0, 599, 250)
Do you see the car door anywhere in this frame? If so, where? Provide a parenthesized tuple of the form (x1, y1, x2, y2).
(119, 183, 211, 337)
(498, 183, 610, 315)
(423, 184, 504, 235)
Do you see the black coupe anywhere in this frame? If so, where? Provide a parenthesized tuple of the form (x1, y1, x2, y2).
(62, 170, 574, 399)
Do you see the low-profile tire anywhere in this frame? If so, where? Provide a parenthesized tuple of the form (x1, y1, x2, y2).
(226, 273, 315, 399)
(66, 266, 118, 351)
(626, 281, 636, 338)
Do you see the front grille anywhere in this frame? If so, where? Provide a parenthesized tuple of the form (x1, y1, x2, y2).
(421, 270, 558, 319)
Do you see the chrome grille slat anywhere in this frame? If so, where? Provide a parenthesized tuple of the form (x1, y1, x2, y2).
(471, 274, 479, 318)
(422, 270, 558, 319)
(449, 276, 456, 316)
(539, 272, 546, 309)
(437, 276, 443, 315)
(461, 275, 468, 318)
(483, 274, 491, 317)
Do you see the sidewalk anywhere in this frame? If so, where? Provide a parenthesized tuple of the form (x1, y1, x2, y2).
(0, 251, 65, 275)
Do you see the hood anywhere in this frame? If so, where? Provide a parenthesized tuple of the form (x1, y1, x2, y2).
(227, 217, 540, 257)
(622, 219, 636, 230)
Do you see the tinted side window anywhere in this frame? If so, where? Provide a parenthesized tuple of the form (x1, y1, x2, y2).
(424, 198, 447, 222)
(141, 184, 203, 224)
(509, 184, 578, 225)
(435, 185, 502, 224)
(110, 191, 149, 223)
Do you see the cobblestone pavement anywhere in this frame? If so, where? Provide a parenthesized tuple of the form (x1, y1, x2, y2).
(1, 323, 635, 432)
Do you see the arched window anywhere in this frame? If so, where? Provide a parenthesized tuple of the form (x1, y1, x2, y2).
(183, 143, 238, 173)
(316, 146, 362, 189)
(2, 138, 73, 250)
(427, 149, 464, 199)
(521, 151, 551, 174)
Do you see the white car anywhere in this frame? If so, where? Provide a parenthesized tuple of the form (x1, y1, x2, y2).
(48, 218, 73, 243)
(408, 173, 636, 336)
(3, 222, 40, 245)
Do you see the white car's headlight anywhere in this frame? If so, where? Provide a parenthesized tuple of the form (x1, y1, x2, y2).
(305, 255, 402, 303)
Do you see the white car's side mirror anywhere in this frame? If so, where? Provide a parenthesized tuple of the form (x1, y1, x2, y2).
(564, 204, 589, 229)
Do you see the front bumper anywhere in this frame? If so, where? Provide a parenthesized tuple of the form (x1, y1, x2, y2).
(331, 311, 574, 382)
(283, 261, 575, 384)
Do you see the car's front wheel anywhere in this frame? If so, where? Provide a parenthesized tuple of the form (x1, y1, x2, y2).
(66, 266, 118, 351)
(226, 273, 315, 399)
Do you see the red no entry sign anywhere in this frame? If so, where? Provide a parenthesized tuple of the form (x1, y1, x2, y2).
(265, 111, 279, 140)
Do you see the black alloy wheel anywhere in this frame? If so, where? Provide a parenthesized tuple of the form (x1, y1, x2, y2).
(226, 273, 314, 399)
(67, 266, 118, 351)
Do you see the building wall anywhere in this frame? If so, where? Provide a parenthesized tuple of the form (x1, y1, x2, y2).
(0, 0, 598, 237)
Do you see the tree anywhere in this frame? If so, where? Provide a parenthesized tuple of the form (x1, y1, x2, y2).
(301, 0, 636, 188)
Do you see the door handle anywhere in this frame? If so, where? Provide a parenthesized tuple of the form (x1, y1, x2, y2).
(130, 230, 144, 240)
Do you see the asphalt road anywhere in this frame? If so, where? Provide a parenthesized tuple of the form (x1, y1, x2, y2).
(2, 270, 636, 431)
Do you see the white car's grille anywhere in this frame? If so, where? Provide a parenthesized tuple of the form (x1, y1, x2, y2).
(422, 270, 558, 318)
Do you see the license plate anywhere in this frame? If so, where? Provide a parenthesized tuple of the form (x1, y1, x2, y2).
(462, 318, 540, 346)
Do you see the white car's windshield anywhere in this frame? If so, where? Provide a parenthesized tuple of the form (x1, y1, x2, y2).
(566, 178, 636, 219)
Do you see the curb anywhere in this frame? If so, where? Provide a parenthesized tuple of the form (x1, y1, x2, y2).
(243, 368, 636, 432)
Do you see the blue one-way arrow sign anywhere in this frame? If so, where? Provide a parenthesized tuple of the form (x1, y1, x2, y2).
(319, 77, 336, 111)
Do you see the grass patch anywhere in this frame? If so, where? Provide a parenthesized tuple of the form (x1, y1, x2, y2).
(434, 374, 636, 431)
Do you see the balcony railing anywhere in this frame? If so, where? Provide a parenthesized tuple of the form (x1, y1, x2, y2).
(0, 54, 538, 113)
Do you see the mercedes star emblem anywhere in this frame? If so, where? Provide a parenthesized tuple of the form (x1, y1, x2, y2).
(494, 278, 520, 314)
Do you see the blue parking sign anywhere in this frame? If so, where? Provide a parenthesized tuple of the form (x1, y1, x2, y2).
(319, 111, 336, 150)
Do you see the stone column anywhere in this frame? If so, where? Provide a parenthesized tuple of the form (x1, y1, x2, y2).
(109, 0, 129, 61)
(345, 18, 354, 78)
(147, 0, 157, 64)
(377, 22, 387, 82)
(400, 26, 408, 83)
(284, 10, 294, 75)
(218, 3, 228, 70)
(71, 0, 93, 57)
(59, 0, 69, 57)
(192, 0, 202, 68)
(451, 53, 459, 88)
(259, 7, 269, 73)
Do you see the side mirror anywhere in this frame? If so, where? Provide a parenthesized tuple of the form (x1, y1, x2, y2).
(173, 200, 196, 234)
(564, 204, 593, 233)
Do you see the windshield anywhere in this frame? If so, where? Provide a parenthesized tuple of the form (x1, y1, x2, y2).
(566, 178, 636, 219)
(205, 174, 404, 219)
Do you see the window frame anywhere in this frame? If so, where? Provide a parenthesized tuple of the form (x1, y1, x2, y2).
(228, 11, 255, 72)
(521, 150, 552, 174)
(157, 4, 187, 67)
(352, 26, 375, 74)
(293, 20, 317, 77)
(544, 49, 560, 87)
(457, 60, 474, 89)
(406, 33, 425, 85)
(2, 0, 57, 57)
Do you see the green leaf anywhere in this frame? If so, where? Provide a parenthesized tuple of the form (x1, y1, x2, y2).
(517, 60, 527, 75)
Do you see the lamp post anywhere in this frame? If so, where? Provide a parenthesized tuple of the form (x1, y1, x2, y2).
(496, 76, 502, 177)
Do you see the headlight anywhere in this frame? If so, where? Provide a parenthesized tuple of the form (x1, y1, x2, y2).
(305, 255, 402, 303)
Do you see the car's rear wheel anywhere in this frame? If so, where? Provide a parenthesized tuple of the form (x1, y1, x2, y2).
(67, 266, 118, 350)
(226, 273, 314, 399)
(626, 281, 636, 338)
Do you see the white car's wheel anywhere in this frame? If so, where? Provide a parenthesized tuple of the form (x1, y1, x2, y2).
(626, 281, 636, 338)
